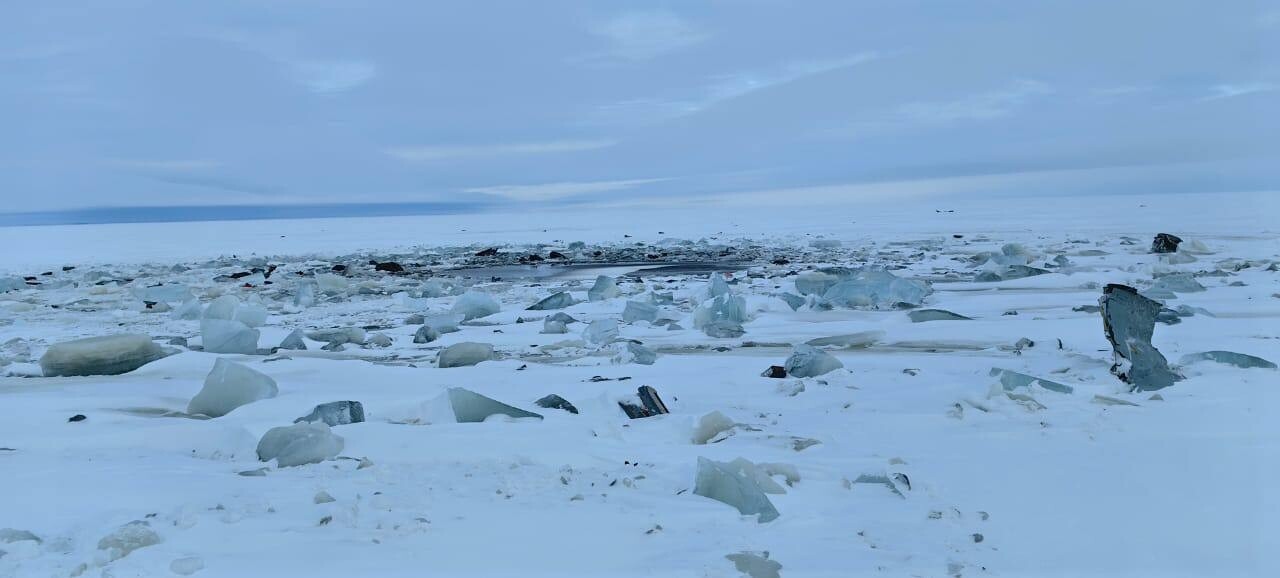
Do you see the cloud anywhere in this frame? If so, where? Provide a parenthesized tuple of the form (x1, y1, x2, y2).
(386, 139, 617, 162)
(292, 60, 377, 93)
(464, 178, 667, 202)
(104, 158, 222, 172)
(1202, 83, 1276, 101)
(895, 80, 1052, 123)
(583, 11, 707, 63)
(593, 52, 880, 124)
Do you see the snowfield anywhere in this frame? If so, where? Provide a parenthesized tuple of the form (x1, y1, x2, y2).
(1, 192, 1277, 577)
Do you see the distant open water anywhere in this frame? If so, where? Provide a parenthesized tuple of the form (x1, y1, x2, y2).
(0, 202, 488, 227)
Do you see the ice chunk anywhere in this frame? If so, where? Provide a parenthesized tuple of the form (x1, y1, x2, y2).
(820, 270, 932, 309)
(97, 521, 161, 562)
(1151, 233, 1182, 253)
(0, 277, 26, 292)
(294, 280, 317, 307)
(849, 473, 906, 498)
(256, 422, 344, 467)
(170, 556, 205, 576)
(233, 301, 268, 327)
(419, 278, 462, 298)
(582, 319, 620, 345)
(295, 400, 365, 426)
(794, 271, 840, 296)
(702, 320, 746, 338)
(413, 325, 440, 344)
(188, 358, 278, 417)
(39, 334, 169, 377)
(974, 264, 1049, 282)
(1180, 351, 1276, 369)
(622, 300, 658, 323)
(132, 284, 192, 303)
(805, 331, 883, 348)
(535, 394, 578, 414)
(612, 341, 657, 365)
(447, 387, 543, 422)
(541, 319, 568, 334)
(908, 309, 971, 322)
(725, 552, 782, 578)
(315, 273, 349, 294)
(547, 312, 577, 324)
(201, 319, 260, 354)
(202, 295, 239, 320)
(783, 344, 843, 378)
(1100, 284, 1182, 391)
(989, 367, 1074, 394)
(0, 529, 40, 544)
(587, 275, 619, 301)
(438, 342, 496, 368)
(692, 411, 736, 444)
(1149, 273, 1206, 296)
(527, 291, 576, 310)
(172, 298, 202, 320)
(693, 457, 780, 523)
(693, 294, 747, 329)
(707, 273, 732, 299)
(424, 314, 463, 334)
(278, 329, 307, 350)
(452, 291, 500, 320)
(306, 327, 366, 346)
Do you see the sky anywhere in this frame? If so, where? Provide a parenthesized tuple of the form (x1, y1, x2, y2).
(2, 0, 1277, 215)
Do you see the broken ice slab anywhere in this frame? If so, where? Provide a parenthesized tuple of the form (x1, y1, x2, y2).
(820, 270, 932, 310)
(1100, 284, 1182, 392)
(188, 358, 279, 417)
(725, 552, 782, 578)
(97, 521, 161, 562)
(305, 327, 366, 346)
(39, 334, 170, 377)
(172, 298, 202, 320)
(622, 300, 659, 323)
(424, 314, 463, 334)
(452, 291, 500, 320)
(314, 273, 349, 294)
(1147, 273, 1206, 298)
(1092, 395, 1140, 407)
(438, 342, 496, 368)
(692, 411, 735, 444)
(541, 319, 568, 334)
(527, 291, 576, 311)
(849, 473, 906, 498)
(0, 528, 41, 544)
(702, 320, 746, 338)
(131, 284, 192, 303)
(587, 275, 619, 301)
(989, 367, 1074, 394)
(294, 280, 317, 307)
(582, 319, 620, 345)
(613, 342, 657, 365)
(794, 271, 841, 296)
(783, 344, 843, 378)
(1180, 351, 1277, 370)
(693, 294, 747, 329)
(278, 329, 307, 350)
(0, 277, 26, 292)
(202, 295, 268, 327)
(1151, 233, 1183, 254)
(256, 422, 344, 467)
(619, 385, 670, 419)
(447, 387, 543, 422)
(777, 292, 805, 311)
(805, 331, 884, 349)
(707, 273, 732, 299)
(907, 309, 972, 322)
(974, 264, 1050, 282)
(693, 457, 781, 523)
(413, 325, 440, 344)
(295, 401, 365, 426)
(547, 312, 577, 324)
(535, 394, 578, 414)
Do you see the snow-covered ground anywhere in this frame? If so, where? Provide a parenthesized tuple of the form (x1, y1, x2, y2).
(1, 191, 1277, 577)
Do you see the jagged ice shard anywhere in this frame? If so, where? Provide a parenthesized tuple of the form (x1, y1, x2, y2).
(693, 457, 781, 523)
(1100, 284, 1182, 392)
(188, 358, 279, 417)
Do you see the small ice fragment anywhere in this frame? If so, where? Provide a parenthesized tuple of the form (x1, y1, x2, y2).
(527, 291, 576, 311)
(989, 367, 1074, 394)
(314, 273, 349, 294)
(172, 298, 202, 320)
(850, 473, 906, 498)
(447, 387, 543, 422)
(541, 319, 568, 334)
(613, 341, 657, 365)
(314, 491, 336, 504)
(725, 551, 782, 578)
(777, 292, 805, 311)
(97, 521, 161, 561)
(588, 275, 620, 301)
(39, 334, 169, 377)
(170, 556, 204, 575)
(295, 401, 365, 426)
(908, 309, 971, 322)
(256, 422, 344, 467)
(702, 320, 746, 338)
(279, 329, 307, 350)
(1092, 395, 1140, 407)
(452, 291, 500, 320)
(188, 358, 278, 417)
(413, 325, 440, 344)
(424, 314, 462, 334)
(201, 319, 260, 354)
(783, 344, 843, 378)
(804, 331, 883, 348)
(367, 333, 392, 347)
(693, 457, 780, 522)
(692, 411, 735, 444)
(294, 280, 317, 307)
(622, 300, 658, 323)
(438, 342, 496, 368)
(535, 394, 578, 414)
(582, 319, 620, 345)
(820, 270, 932, 309)
(305, 327, 365, 346)
(1180, 351, 1276, 369)
(0, 529, 40, 544)
(693, 294, 747, 329)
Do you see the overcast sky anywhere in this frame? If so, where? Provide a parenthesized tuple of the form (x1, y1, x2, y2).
(3, 0, 1276, 212)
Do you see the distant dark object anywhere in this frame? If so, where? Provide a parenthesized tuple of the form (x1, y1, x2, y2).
(771, 257, 790, 265)
(520, 254, 544, 263)
(374, 261, 404, 273)
(295, 401, 365, 427)
(475, 247, 499, 257)
(68, 414, 86, 422)
(41, 271, 53, 276)
(1150, 233, 1183, 254)
(761, 365, 787, 378)
(548, 251, 567, 260)
(1100, 284, 1181, 391)
(535, 394, 579, 414)
(228, 271, 252, 280)
(953, 234, 964, 239)
(619, 386, 670, 419)
(331, 264, 347, 272)
(62, 266, 76, 271)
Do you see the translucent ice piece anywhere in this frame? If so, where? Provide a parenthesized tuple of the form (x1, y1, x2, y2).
(256, 422, 344, 467)
(622, 300, 658, 323)
(587, 275, 619, 301)
(783, 344, 843, 377)
(201, 319, 260, 354)
(452, 291, 500, 320)
(1180, 351, 1276, 369)
(39, 334, 169, 377)
(820, 270, 932, 310)
(693, 457, 780, 522)
(582, 319, 620, 345)
(437, 342, 496, 368)
(188, 358, 278, 417)
(447, 387, 543, 422)
(528, 291, 576, 310)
